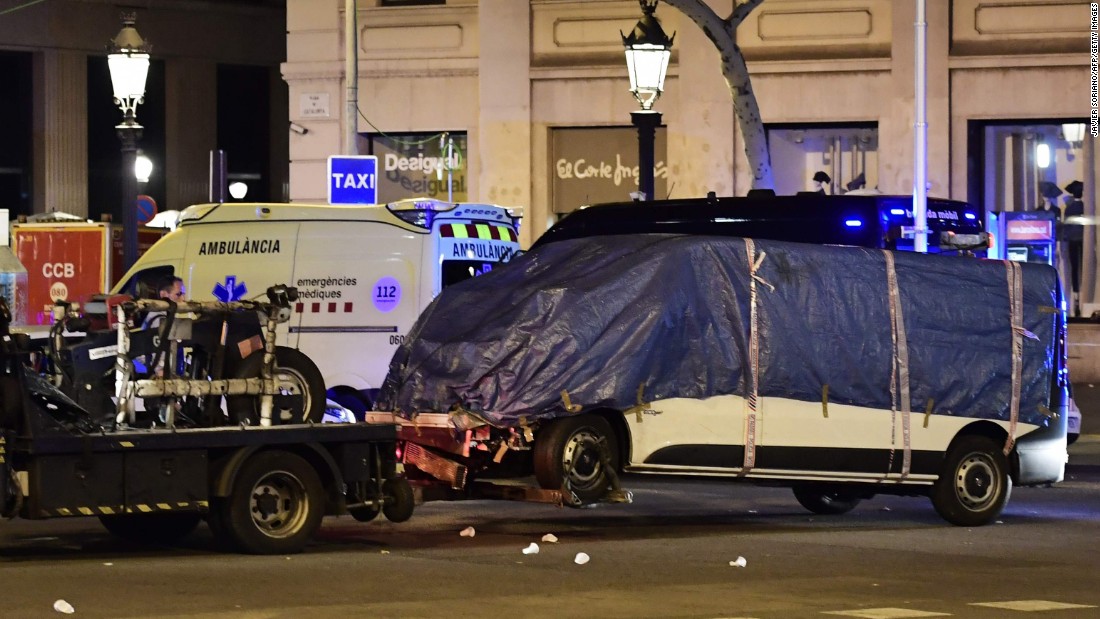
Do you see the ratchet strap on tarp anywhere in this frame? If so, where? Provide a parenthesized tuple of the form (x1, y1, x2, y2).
(1005, 260, 1028, 456)
(626, 383, 651, 423)
(560, 390, 582, 414)
(883, 251, 912, 479)
(741, 240, 774, 473)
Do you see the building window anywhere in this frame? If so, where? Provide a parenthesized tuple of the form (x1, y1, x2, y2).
(970, 119, 1092, 315)
(363, 132, 467, 203)
(766, 123, 879, 196)
(550, 126, 668, 215)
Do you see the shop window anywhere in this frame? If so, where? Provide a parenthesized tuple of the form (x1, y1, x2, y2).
(550, 125, 668, 215)
(970, 119, 1092, 315)
(362, 132, 467, 203)
(766, 123, 878, 196)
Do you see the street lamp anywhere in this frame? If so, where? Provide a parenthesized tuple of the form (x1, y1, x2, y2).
(108, 13, 150, 271)
(622, 0, 673, 202)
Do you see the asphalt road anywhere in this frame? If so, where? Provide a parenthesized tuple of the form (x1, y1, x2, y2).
(1, 454, 1098, 619)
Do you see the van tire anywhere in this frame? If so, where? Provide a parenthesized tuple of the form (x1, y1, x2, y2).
(931, 435, 1012, 526)
(227, 347, 326, 425)
(219, 450, 325, 554)
(533, 415, 617, 505)
(792, 484, 862, 515)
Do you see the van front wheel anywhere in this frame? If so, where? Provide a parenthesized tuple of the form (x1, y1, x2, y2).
(533, 415, 617, 505)
(931, 435, 1012, 526)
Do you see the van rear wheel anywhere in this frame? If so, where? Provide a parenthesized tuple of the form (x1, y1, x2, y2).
(533, 415, 617, 505)
(792, 484, 862, 515)
(931, 435, 1011, 526)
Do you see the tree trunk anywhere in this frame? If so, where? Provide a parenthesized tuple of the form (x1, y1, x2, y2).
(660, 0, 774, 190)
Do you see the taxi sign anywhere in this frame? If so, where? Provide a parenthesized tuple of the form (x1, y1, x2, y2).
(328, 155, 378, 204)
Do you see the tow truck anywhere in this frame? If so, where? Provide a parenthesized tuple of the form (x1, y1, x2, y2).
(0, 286, 413, 554)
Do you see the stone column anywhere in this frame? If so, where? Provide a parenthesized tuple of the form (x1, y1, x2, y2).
(165, 57, 218, 209)
(32, 49, 87, 217)
(882, 0, 950, 197)
(477, 0, 532, 245)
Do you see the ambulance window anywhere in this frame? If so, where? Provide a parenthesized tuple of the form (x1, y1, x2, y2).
(118, 266, 175, 299)
(441, 260, 496, 288)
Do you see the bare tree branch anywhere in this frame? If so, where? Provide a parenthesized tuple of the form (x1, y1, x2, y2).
(731, 0, 765, 27)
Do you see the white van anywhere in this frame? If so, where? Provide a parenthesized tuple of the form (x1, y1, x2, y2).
(111, 199, 522, 414)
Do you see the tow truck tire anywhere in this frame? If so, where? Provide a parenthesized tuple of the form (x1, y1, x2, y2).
(931, 435, 1012, 527)
(349, 504, 380, 523)
(99, 512, 202, 545)
(792, 484, 863, 515)
(382, 478, 415, 523)
(533, 414, 618, 505)
(221, 450, 325, 555)
(227, 347, 326, 426)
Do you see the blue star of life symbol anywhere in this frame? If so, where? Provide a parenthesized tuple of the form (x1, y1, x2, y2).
(213, 276, 248, 302)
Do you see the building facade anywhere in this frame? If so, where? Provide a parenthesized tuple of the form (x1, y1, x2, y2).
(1, 0, 287, 222)
(285, 0, 1096, 307)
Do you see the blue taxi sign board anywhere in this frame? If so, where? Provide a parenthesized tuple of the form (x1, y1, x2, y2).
(328, 155, 378, 204)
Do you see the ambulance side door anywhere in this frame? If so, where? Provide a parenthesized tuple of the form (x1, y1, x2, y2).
(288, 220, 422, 391)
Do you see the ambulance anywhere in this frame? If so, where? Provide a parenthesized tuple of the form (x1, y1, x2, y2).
(110, 198, 522, 415)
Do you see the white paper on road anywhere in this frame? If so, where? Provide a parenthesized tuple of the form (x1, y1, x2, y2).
(522, 542, 540, 555)
(729, 556, 747, 567)
(574, 552, 590, 565)
(541, 533, 558, 543)
(460, 526, 476, 537)
(53, 599, 75, 614)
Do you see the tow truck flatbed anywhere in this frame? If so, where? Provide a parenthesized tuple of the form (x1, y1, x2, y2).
(1, 288, 414, 554)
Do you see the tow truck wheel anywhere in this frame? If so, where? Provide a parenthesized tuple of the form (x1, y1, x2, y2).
(931, 435, 1012, 526)
(221, 450, 325, 554)
(792, 484, 863, 515)
(533, 414, 618, 505)
(227, 347, 326, 425)
(99, 512, 202, 545)
(349, 504, 380, 523)
(381, 478, 415, 523)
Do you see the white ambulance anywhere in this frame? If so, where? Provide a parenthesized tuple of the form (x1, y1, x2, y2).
(110, 198, 522, 415)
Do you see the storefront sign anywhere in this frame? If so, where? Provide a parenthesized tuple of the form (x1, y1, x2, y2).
(551, 126, 667, 213)
(366, 133, 468, 203)
(1006, 219, 1054, 241)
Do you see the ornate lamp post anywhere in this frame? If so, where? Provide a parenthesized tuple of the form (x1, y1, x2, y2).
(622, 0, 674, 202)
(108, 13, 150, 271)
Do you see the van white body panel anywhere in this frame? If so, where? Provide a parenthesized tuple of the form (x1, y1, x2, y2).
(624, 394, 1041, 483)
